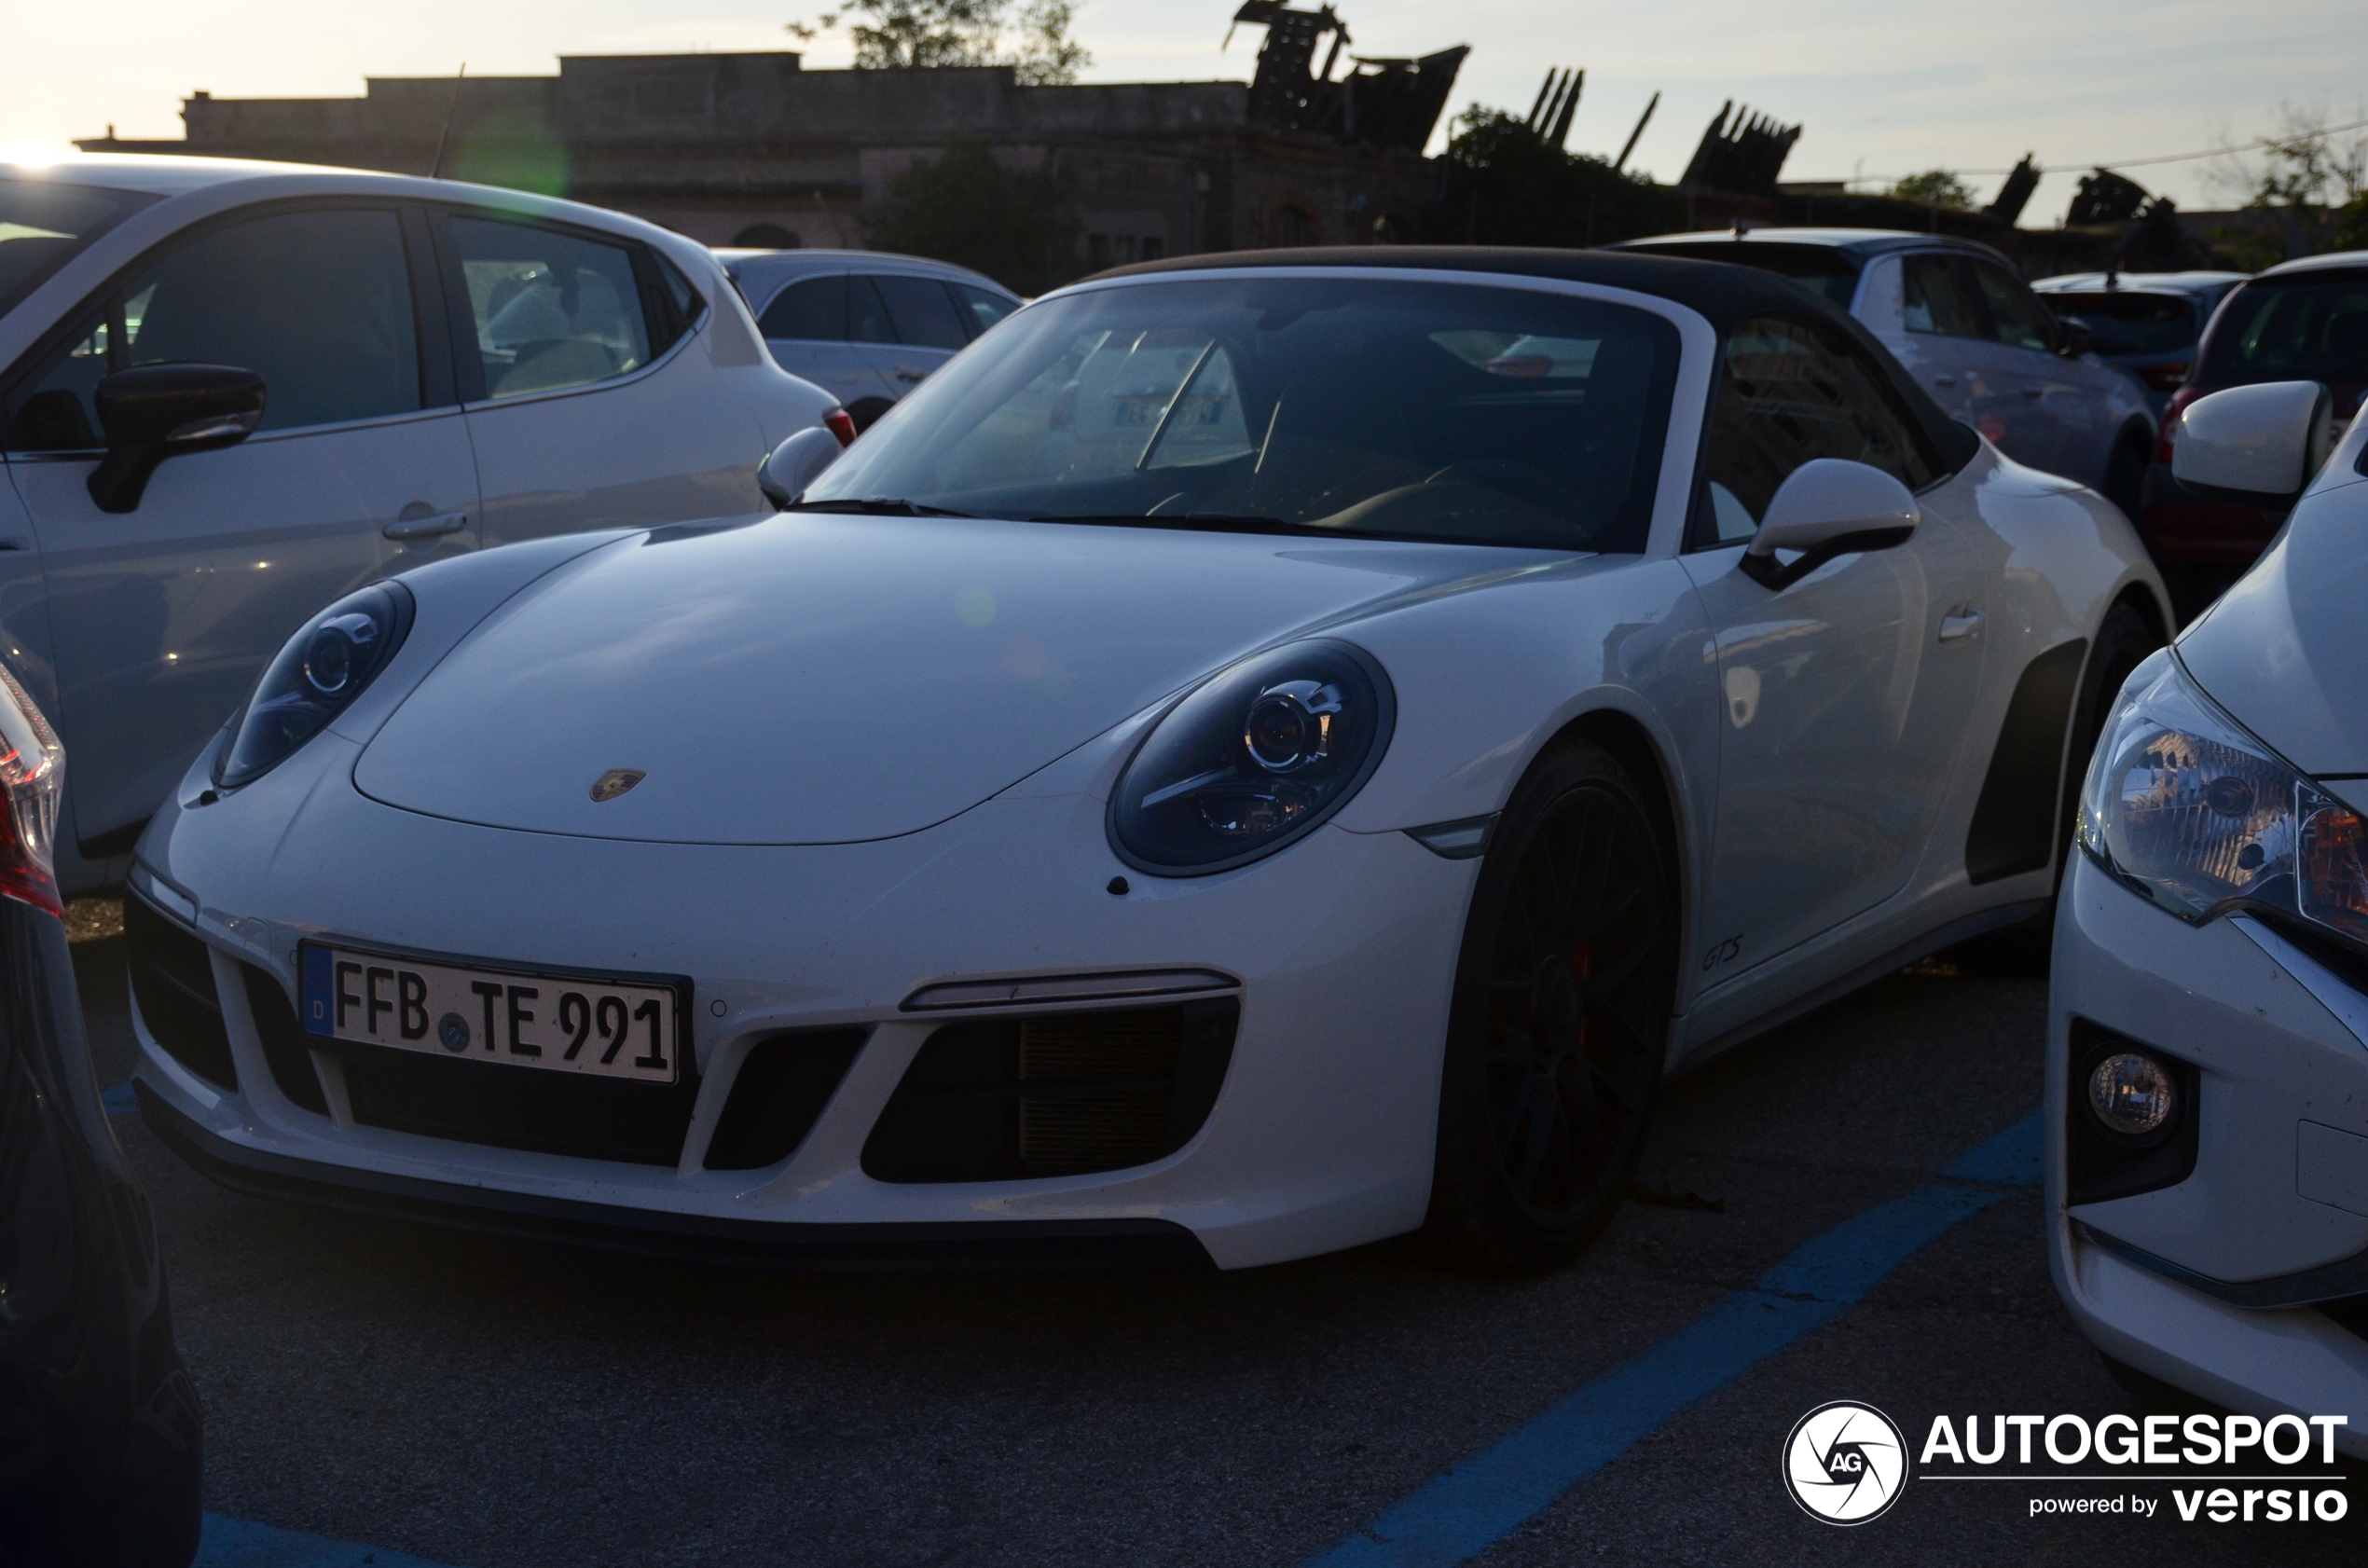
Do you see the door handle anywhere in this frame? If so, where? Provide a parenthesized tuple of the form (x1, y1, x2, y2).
(383, 510, 468, 542)
(1938, 609, 1984, 642)
(1931, 374, 1957, 389)
(2019, 386, 2045, 399)
(891, 365, 929, 383)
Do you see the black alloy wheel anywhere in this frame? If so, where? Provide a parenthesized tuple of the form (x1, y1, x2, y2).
(1420, 738, 1677, 1273)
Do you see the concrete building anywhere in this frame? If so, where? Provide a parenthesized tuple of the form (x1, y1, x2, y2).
(76, 28, 1465, 281)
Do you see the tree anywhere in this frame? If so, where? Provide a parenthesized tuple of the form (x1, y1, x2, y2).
(1433, 107, 1687, 249)
(1889, 170, 1975, 211)
(787, 0, 1089, 85)
(867, 138, 1081, 291)
(2207, 105, 2368, 268)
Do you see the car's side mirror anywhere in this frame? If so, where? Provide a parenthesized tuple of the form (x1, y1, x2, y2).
(2056, 315, 2095, 358)
(1740, 459, 1920, 589)
(757, 425, 847, 510)
(2171, 380, 2333, 511)
(88, 364, 266, 515)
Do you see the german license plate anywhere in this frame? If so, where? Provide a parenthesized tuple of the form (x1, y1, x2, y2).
(298, 943, 682, 1084)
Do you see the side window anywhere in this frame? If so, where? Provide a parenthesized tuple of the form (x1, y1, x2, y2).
(847, 276, 897, 345)
(757, 275, 846, 341)
(1695, 317, 1939, 546)
(871, 274, 970, 351)
(5, 207, 422, 448)
(951, 282, 1016, 337)
(448, 216, 653, 399)
(1971, 263, 2058, 353)
(1901, 254, 1988, 339)
(2, 311, 111, 450)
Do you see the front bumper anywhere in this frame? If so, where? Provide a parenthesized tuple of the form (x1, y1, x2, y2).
(131, 736, 1480, 1271)
(2048, 852, 2368, 1455)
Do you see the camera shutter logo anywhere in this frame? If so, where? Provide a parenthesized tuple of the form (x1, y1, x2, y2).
(1783, 1401, 1908, 1524)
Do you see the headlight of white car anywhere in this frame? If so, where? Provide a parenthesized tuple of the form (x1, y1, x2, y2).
(2078, 653, 2368, 947)
(1110, 640, 1395, 875)
(217, 582, 415, 789)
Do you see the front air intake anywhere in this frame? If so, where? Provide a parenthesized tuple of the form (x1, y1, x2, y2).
(124, 893, 236, 1090)
(861, 997, 1238, 1183)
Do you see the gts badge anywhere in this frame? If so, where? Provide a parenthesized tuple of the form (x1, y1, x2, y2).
(1700, 933, 1742, 972)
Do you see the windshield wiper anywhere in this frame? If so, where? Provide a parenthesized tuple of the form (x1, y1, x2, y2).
(1026, 512, 1338, 537)
(787, 497, 976, 517)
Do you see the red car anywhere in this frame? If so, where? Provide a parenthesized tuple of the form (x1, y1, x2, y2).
(2139, 249, 2368, 616)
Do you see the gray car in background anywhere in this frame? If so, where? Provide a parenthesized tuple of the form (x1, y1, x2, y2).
(718, 249, 1021, 431)
(2031, 270, 2252, 416)
(1613, 228, 2160, 518)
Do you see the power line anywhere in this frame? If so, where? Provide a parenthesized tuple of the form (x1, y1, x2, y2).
(1816, 114, 2368, 187)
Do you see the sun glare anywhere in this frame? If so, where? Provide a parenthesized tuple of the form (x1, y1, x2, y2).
(1, 140, 75, 168)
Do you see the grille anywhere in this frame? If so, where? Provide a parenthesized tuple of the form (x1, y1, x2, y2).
(124, 893, 235, 1090)
(704, 1028, 868, 1171)
(862, 997, 1238, 1183)
(241, 966, 329, 1115)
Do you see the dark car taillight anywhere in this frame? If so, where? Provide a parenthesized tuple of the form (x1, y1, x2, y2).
(0, 666, 63, 919)
(824, 407, 858, 447)
(2139, 363, 2190, 392)
(2156, 383, 2205, 465)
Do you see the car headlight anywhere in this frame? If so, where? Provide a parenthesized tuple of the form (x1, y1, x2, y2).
(2078, 653, 2368, 947)
(1109, 640, 1395, 875)
(217, 582, 414, 789)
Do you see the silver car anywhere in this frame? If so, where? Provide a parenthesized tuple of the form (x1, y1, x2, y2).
(718, 249, 1021, 429)
(1616, 229, 2159, 518)
(1, 155, 839, 895)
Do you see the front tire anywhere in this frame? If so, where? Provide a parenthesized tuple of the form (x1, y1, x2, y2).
(1418, 738, 1678, 1273)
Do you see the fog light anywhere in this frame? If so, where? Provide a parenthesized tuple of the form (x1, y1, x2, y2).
(2087, 1052, 2176, 1136)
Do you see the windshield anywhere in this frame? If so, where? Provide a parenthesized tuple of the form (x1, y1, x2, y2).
(2201, 271, 2368, 385)
(1622, 242, 1861, 308)
(2042, 291, 2198, 355)
(805, 275, 1681, 552)
(0, 178, 152, 321)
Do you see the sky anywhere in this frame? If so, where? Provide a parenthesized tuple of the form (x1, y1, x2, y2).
(3, 0, 2362, 224)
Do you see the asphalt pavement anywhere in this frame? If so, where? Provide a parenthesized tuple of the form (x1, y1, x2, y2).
(72, 918, 2365, 1567)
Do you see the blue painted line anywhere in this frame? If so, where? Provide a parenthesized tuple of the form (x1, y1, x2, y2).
(103, 1080, 137, 1119)
(197, 1512, 465, 1568)
(1309, 1111, 2043, 1568)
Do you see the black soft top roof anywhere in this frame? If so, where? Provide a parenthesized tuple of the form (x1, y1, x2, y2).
(1094, 246, 1980, 475)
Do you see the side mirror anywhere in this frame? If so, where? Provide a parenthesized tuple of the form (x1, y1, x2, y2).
(757, 426, 847, 511)
(2171, 380, 2333, 510)
(88, 364, 266, 515)
(2056, 315, 2095, 358)
(1740, 459, 1920, 589)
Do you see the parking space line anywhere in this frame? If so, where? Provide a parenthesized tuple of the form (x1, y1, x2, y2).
(1308, 1111, 2042, 1568)
(195, 1512, 466, 1568)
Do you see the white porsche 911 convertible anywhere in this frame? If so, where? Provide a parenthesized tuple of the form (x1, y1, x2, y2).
(128, 249, 2168, 1272)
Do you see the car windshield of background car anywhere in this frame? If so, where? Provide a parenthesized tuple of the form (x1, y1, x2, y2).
(0, 179, 150, 321)
(1631, 243, 1861, 308)
(2041, 292, 2196, 356)
(2200, 272, 2368, 385)
(803, 276, 1681, 552)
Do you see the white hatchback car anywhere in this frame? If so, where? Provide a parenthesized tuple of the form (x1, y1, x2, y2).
(1616, 230, 2159, 518)
(131, 248, 2166, 1273)
(2054, 379, 2368, 1454)
(0, 155, 841, 894)
(718, 248, 1021, 429)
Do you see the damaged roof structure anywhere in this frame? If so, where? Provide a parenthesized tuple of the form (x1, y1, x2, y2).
(77, 6, 1466, 279)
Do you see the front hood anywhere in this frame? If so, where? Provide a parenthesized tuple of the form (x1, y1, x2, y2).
(2179, 475, 2368, 775)
(355, 515, 1486, 844)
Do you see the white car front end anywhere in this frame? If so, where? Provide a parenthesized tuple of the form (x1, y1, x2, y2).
(2049, 392, 2368, 1455)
